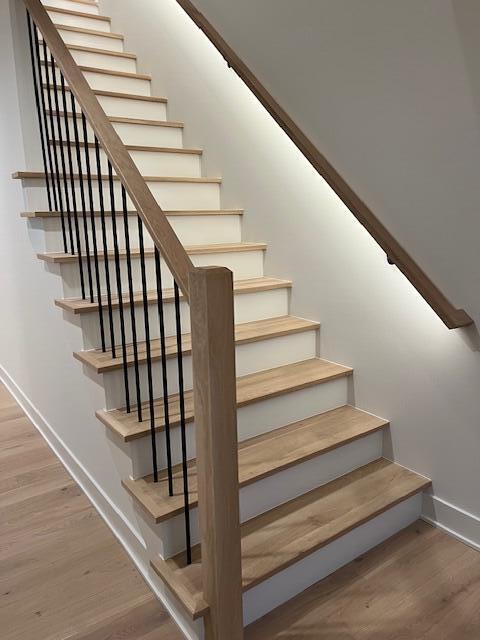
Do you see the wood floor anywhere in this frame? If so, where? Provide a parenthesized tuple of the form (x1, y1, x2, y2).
(0, 382, 183, 640)
(2, 380, 480, 639)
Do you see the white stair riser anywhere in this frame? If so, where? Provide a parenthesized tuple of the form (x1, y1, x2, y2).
(50, 27, 124, 52)
(242, 494, 423, 625)
(46, 9, 111, 32)
(57, 249, 264, 297)
(155, 430, 384, 558)
(95, 95, 167, 121)
(43, 91, 169, 124)
(129, 376, 350, 478)
(42, 65, 151, 96)
(62, 146, 202, 178)
(41, 0, 100, 15)
(79, 287, 289, 350)
(40, 214, 241, 254)
(102, 330, 318, 409)
(71, 51, 136, 74)
(114, 121, 179, 146)
(21, 177, 221, 213)
(40, 46, 137, 73)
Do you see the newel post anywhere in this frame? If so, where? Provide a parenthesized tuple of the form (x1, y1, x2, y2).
(189, 266, 244, 640)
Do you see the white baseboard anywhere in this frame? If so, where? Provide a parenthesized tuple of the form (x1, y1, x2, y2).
(422, 492, 480, 552)
(0, 364, 198, 640)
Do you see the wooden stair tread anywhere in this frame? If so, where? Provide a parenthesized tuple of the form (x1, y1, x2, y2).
(49, 23, 123, 39)
(150, 459, 431, 619)
(22, 208, 243, 220)
(43, 85, 170, 105)
(74, 315, 319, 373)
(96, 358, 353, 442)
(37, 242, 267, 264)
(52, 139, 203, 154)
(64, 0, 99, 6)
(123, 405, 389, 523)
(51, 43, 137, 59)
(55, 276, 289, 314)
(44, 5, 111, 21)
(14, 171, 221, 183)
(42, 59, 151, 81)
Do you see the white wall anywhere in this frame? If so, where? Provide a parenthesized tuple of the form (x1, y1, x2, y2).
(188, 0, 480, 327)
(98, 0, 480, 544)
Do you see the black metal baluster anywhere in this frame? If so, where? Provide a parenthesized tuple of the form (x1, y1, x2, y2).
(94, 137, 115, 355)
(71, 96, 94, 302)
(138, 216, 158, 482)
(33, 23, 58, 215)
(60, 74, 85, 299)
(42, 40, 66, 250)
(50, 53, 74, 254)
(122, 186, 142, 419)
(26, 13, 52, 212)
(154, 249, 173, 495)
(174, 281, 192, 565)
(82, 114, 105, 351)
(108, 163, 130, 410)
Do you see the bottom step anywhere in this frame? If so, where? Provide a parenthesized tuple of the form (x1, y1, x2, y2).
(150, 459, 430, 621)
(245, 520, 446, 639)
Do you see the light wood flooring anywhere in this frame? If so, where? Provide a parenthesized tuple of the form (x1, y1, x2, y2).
(0, 382, 183, 640)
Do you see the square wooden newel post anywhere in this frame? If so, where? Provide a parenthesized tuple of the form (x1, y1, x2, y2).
(189, 266, 244, 640)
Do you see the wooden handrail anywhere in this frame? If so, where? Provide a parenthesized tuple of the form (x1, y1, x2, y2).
(24, 0, 194, 299)
(176, 0, 473, 330)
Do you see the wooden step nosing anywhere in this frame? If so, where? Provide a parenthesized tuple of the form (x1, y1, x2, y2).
(37, 243, 265, 264)
(74, 317, 320, 373)
(41, 58, 151, 81)
(14, 171, 222, 184)
(53, 276, 288, 315)
(24, 208, 242, 221)
(123, 409, 390, 523)
(50, 139, 203, 155)
(42, 86, 169, 104)
(44, 4, 111, 21)
(149, 558, 209, 620)
(50, 22, 124, 38)
(58, 43, 137, 59)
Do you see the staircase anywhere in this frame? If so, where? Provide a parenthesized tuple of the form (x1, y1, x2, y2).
(15, 0, 431, 638)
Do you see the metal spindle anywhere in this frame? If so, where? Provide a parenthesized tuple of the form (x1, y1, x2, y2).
(122, 186, 142, 418)
(108, 163, 130, 411)
(42, 40, 66, 249)
(60, 74, 85, 299)
(50, 53, 74, 254)
(82, 115, 105, 350)
(94, 137, 115, 355)
(71, 96, 94, 302)
(174, 282, 192, 564)
(138, 217, 158, 483)
(26, 13, 52, 212)
(154, 249, 173, 495)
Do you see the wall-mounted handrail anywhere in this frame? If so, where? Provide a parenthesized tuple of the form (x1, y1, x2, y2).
(24, 0, 194, 298)
(176, 0, 473, 330)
